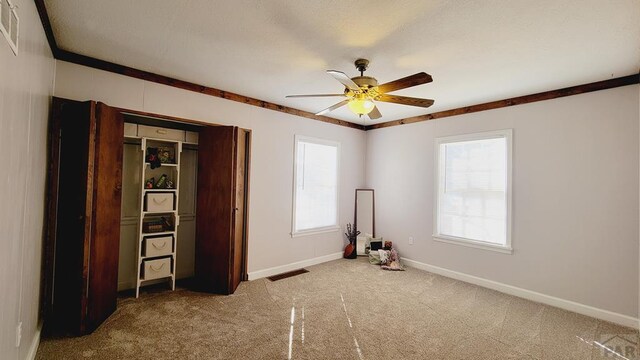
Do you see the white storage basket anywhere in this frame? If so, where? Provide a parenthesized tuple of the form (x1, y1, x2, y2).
(142, 257, 172, 280)
(146, 193, 174, 212)
(144, 236, 173, 258)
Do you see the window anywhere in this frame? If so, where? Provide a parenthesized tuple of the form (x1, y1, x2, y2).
(434, 129, 512, 253)
(292, 135, 340, 236)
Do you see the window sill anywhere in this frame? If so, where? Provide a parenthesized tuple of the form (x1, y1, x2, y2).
(433, 235, 513, 254)
(291, 226, 340, 238)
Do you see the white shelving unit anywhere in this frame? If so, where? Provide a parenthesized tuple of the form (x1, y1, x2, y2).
(135, 137, 182, 298)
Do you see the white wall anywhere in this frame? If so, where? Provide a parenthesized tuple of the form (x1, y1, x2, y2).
(54, 61, 367, 275)
(0, 0, 56, 359)
(367, 85, 640, 320)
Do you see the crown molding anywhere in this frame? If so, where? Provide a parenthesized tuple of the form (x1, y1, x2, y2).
(366, 73, 639, 130)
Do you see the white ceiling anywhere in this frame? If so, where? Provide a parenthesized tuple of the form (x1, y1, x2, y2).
(45, 0, 640, 125)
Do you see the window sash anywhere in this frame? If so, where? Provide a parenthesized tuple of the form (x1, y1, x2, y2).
(292, 135, 340, 236)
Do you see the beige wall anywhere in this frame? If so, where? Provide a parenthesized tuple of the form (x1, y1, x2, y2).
(0, 0, 56, 359)
(367, 85, 640, 319)
(54, 60, 367, 275)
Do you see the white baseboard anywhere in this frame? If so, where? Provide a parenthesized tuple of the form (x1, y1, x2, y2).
(248, 252, 343, 280)
(402, 258, 639, 329)
(26, 321, 42, 360)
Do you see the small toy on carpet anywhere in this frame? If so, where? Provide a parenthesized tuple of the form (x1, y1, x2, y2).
(380, 248, 404, 271)
(366, 236, 404, 271)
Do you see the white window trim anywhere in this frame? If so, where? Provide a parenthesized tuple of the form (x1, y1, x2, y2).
(291, 226, 340, 238)
(433, 129, 513, 254)
(291, 135, 341, 237)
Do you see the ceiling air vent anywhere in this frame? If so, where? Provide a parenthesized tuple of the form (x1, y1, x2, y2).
(0, 0, 18, 55)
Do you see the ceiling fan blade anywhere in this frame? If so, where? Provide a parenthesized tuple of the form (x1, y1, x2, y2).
(367, 105, 382, 120)
(377, 94, 434, 108)
(286, 94, 346, 98)
(315, 99, 350, 116)
(327, 70, 360, 91)
(377, 72, 433, 94)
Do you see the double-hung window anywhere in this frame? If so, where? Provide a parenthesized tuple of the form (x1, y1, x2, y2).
(434, 129, 512, 253)
(292, 135, 340, 236)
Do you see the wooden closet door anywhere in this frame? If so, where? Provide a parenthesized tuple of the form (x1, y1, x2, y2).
(49, 99, 123, 335)
(86, 102, 124, 332)
(232, 129, 250, 287)
(195, 125, 247, 294)
(51, 99, 94, 334)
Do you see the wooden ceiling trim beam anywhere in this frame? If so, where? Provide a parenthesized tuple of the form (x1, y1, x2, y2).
(34, 0, 60, 58)
(55, 50, 364, 130)
(33, 0, 364, 131)
(366, 74, 640, 131)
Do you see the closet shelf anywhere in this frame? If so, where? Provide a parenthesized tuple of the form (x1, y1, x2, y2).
(139, 275, 174, 282)
(143, 189, 177, 193)
(145, 162, 178, 167)
(141, 230, 176, 237)
(139, 252, 176, 262)
(143, 210, 177, 215)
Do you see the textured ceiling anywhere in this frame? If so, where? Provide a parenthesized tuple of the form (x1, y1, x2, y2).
(45, 0, 640, 125)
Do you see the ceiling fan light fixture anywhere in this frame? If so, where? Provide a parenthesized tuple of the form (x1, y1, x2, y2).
(286, 59, 434, 119)
(348, 97, 375, 115)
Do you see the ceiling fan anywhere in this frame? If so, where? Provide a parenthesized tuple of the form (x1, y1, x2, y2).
(286, 59, 434, 120)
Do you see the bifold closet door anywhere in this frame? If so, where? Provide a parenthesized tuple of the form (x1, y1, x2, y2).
(86, 102, 124, 332)
(49, 99, 123, 335)
(195, 126, 249, 294)
(232, 129, 250, 288)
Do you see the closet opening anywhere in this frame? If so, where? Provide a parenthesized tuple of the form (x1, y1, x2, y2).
(120, 113, 202, 297)
(44, 98, 251, 335)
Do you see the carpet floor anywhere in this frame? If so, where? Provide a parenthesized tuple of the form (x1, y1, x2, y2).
(37, 258, 638, 360)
